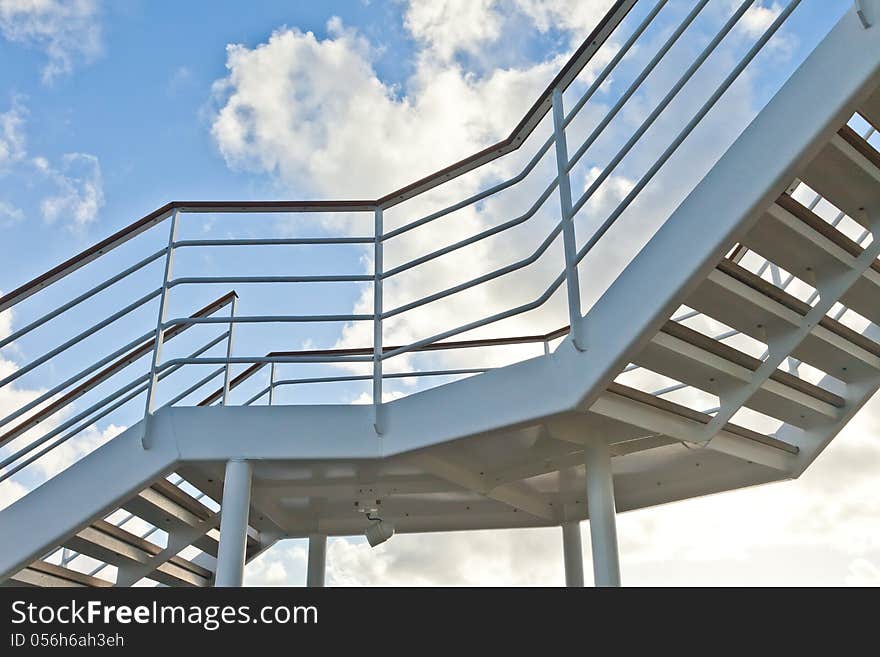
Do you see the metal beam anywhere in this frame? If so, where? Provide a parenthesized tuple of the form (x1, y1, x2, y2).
(408, 453, 554, 521)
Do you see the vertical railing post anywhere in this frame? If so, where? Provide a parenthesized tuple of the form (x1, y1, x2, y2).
(142, 208, 180, 448)
(268, 362, 276, 406)
(551, 87, 586, 351)
(221, 294, 238, 405)
(372, 206, 385, 434)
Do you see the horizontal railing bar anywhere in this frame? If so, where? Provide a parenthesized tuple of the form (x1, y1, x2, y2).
(174, 201, 377, 213)
(0, 3, 635, 311)
(383, 211, 566, 319)
(243, 367, 493, 404)
(384, 367, 493, 379)
(163, 366, 227, 408)
(569, 0, 750, 222)
(383, 271, 567, 360)
(379, 2, 743, 317)
(382, 137, 556, 242)
(199, 363, 267, 407)
(162, 314, 373, 328)
(0, 382, 149, 483)
(561, 0, 669, 139)
(0, 373, 149, 472)
(243, 387, 270, 407)
(572, 0, 798, 260)
(0, 337, 228, 480)
(375, 1, 635, 209)
(0, 330, 230, 449)
(168, 275, 372, 286)
(201, 326, 570, 406)
(0, 294, 235, 447)
(0, 248, 167, 351)
(173, 237, 373, 247)
(0, 206, 175, 313)
(381, 0, 668, 264)
(383, 176, 560, 278)
(0, 321, 175, 431)
(566, 0, 711, 177)
(379, 1, 665, 243)
(275, 368, 490, 387)
(157, 355, 374, 372)
(0, 287, 163, 391)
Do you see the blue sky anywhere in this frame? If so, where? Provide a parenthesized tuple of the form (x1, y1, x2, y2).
(4, 0, 880, 586)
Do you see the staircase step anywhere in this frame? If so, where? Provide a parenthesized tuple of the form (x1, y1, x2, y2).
(7, 561, 112, 588)
(743, 195, 880, 326)
(685, 259, 880, 383)
(63, 520, 210, 587)
(121, 484, 220, 558)
(605, 383, 798, 454)
(798, 126, 880, 229)
(633, 320, 843, 429)
(121, 478, 259, 558)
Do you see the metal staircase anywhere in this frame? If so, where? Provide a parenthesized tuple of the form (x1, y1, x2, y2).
(1, 0, 880, 587)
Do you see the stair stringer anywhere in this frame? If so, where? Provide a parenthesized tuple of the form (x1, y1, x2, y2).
(378, 3, 880, 456)
(0, 414, 178, 582)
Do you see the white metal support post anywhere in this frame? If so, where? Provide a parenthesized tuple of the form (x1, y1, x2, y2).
(268, 362, 276, 406)
(215, 459, 252, 587)
(306, 534, 327, 587)
(373, 206, 385, 434)
(142, 208, 180, 448)
(551, 87, 586, 351)
(221, 294, 238, 405)
(584, 438, 620, 587)
(561, 521, 584, 587)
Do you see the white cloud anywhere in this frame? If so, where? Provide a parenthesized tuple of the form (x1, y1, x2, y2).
(37, 152, 104, 227)
(0, 98, 26, 169)
(739, 2, 783, 37)
(0, 478, 27, 511)
(403, 0, 617, 63)
(512, 0, 616, 37)
(245, 542, 307, 586)
(211, 17, 562, 198)
(0, 201, 23, 225)
(32, 422, 124, 480)
(403, 0, 503, 62)
(0, 0, 102, 83)
(0, 98, 104, 228)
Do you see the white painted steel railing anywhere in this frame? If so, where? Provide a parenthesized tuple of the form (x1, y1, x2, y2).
(0, 0, 824, 484)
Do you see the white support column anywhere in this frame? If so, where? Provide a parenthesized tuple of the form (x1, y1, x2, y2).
(215, 459, 252, 587)
(584, 438, 620, 587)
(306, 534, 327, 587)
(561, 521, 584, 587)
